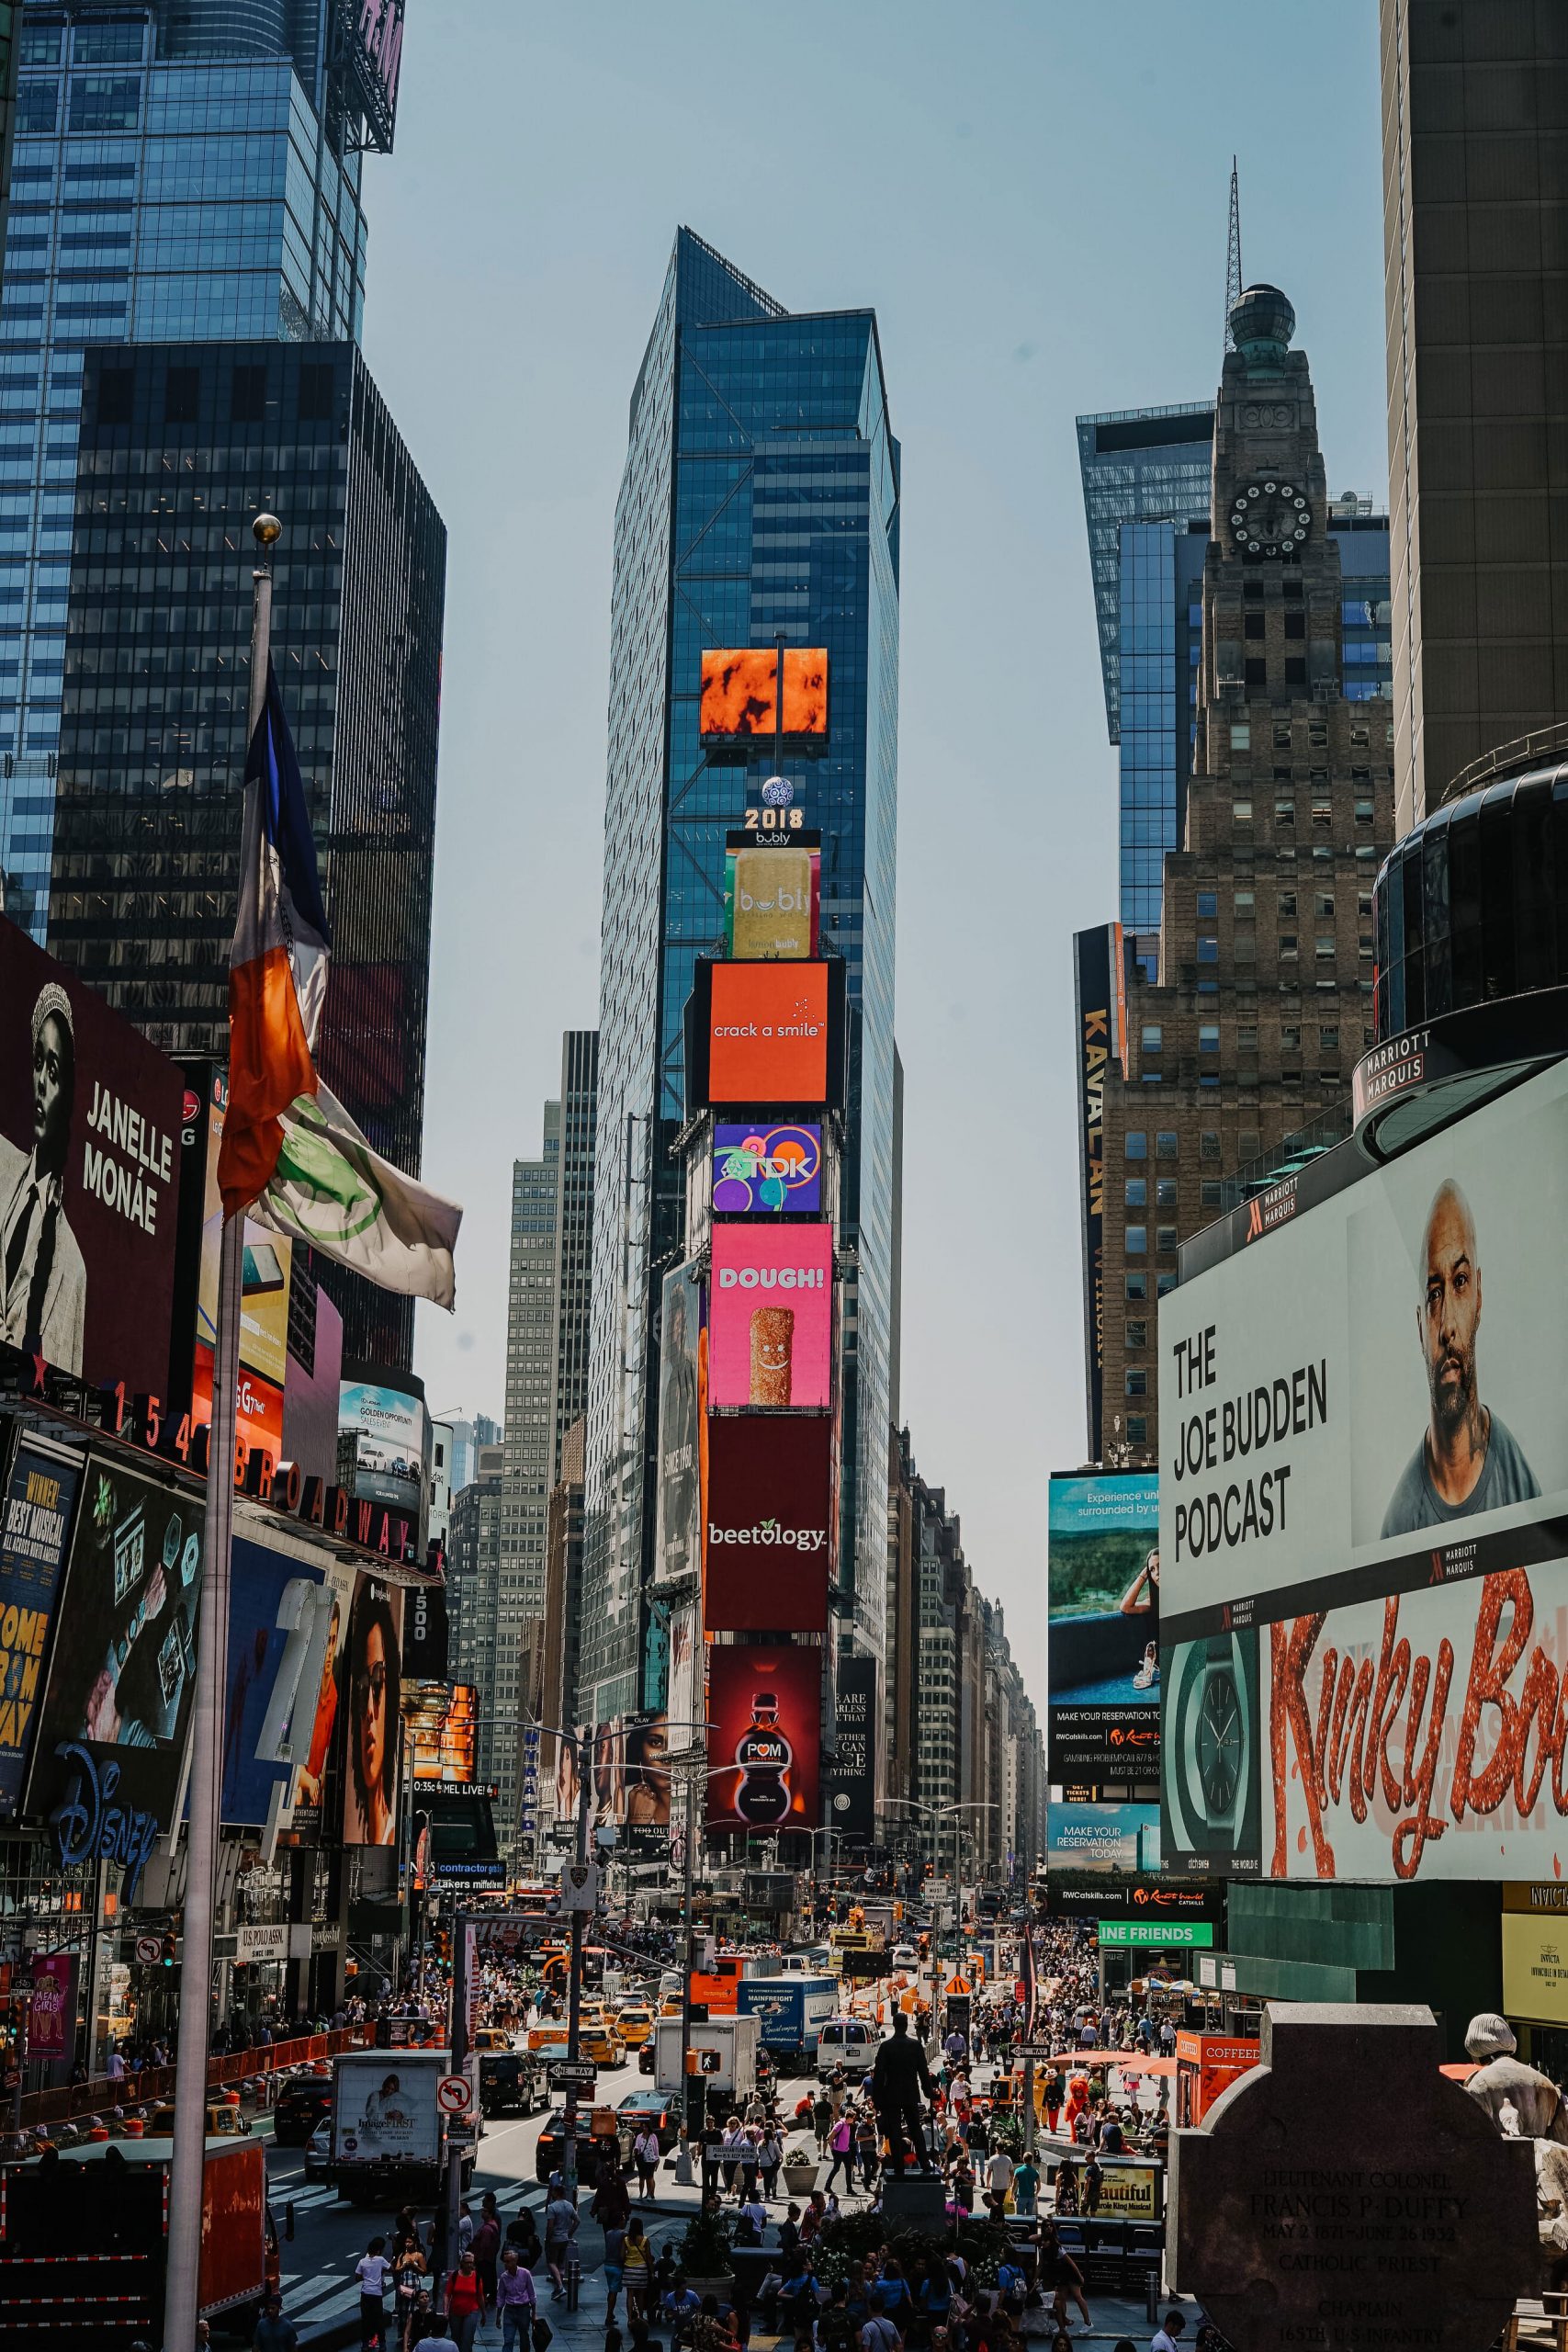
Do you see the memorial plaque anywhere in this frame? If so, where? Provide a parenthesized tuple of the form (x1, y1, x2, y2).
(1168, 2004, 1536, 2352)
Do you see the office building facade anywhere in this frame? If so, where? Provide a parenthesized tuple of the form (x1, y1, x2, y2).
(581, 228, 899, 1719)
(48, 336, 444, 1363)
(1381, 0, 1568, 831)
(1078, 288, 1397, 1465)
(1, 0, 394, 938)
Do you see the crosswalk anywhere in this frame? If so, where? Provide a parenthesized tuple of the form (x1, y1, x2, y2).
(279, 2181, 550, 2332)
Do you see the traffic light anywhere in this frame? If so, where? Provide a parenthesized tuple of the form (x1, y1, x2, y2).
(161, 1931, 176, 1969)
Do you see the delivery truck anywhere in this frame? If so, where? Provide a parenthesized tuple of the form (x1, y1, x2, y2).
(653, 2010, 761, 2101)
(736, 1974, 840, 2066)
(332, 2046, 477, 2204)
(0, 2132, 270, 2348)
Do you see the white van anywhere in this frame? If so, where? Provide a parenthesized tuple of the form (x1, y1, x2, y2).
(816, 2017, 878, 2080)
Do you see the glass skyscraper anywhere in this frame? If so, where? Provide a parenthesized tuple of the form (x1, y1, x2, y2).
(582, 228, 900, 1720)
(0, 0, 380, 937)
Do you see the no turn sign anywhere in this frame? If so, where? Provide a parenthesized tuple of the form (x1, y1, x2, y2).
(134, 1935, 164, 1965)
(436, 2072, 475, 2118)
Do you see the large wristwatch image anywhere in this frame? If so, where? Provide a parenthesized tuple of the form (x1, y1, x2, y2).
(1164, 1628, 1260, 1863)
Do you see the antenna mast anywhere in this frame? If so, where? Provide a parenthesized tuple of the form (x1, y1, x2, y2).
(1224, 156, 1243, 352)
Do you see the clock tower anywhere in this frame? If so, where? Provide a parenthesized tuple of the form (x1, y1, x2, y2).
(1083, 284, 1396, 1468)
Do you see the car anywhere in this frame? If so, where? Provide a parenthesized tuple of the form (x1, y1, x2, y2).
(616, 2004, 654, 2049)
(637, 2041, 656, 2076)
(535, 2110, 607, 2188)
(615, 2092, 679, 2152)
(147, 2098, 251, 2139)
(303, 2120, 333, 2184)
(273, 2075, 333, 2145)
(891, 1944, 918, 1969)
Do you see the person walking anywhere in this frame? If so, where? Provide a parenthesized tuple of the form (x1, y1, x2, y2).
(622, 2218, 653, 2325)
(444, 2250, 486, 2352)
(825, 2111, 855, 2195)
(254, 2296, 299, 2352)
(356, 2237, 392, 2352)
(469, 2205, 501, 2324)
(496, 2249, 536, 2352)
(812, 2089, 833, 2158)
(544, 2182, 579, 2300)
(633, 2122, 662, 2201)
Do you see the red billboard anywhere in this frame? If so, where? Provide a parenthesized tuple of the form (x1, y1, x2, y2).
(0, 916, 184, 1394)
(708, 963, 830, 1104)
(705, 1417, 832, 1632)
(706, 1645, 821, 1831)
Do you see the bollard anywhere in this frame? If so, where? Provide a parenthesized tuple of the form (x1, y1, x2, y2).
(566, 2247, 581, 2312)
(1145, 2267, 1158, 2326)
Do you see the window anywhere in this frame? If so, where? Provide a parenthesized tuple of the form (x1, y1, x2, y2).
(299, 363, 336, 422)
(1125, 1370, 1148, 1397)
(1245, 661, 1267, 689)
(1124, 1179, 1146, 1208)
(231, 365, 267, 424)
(1201, 1131, 1221, 1160)
(1197, 891, 1218, 917)
(1141, 1025, 1162, 1054)
(1280, 933, 1298, 956)
(1314, 892, 1335, 917)
(1284, 610, 1305, 639)
(1359, 933, 1374, 960)
(1124, 1132, 1147, 1160)
(1156, 1275, 1177, 1299)
(1235, 889, 1255, 911)
(1355, 798, 1374, 825)
(1281, 1025, 1301, 1051)
(1128, 1416, 1149, 1443)
(1156, 1177, 1178, 1208)
(1199, 1024, 1220, 1051)
(1357, 891, 1373, 919)
(1126, 1227, 1147, 1255)
(1125, 1272, 1147, 1300)
(1230, 723, 1250, 751)
(69, 75, 141, 133)
(1201, 1181, 1224, 1207)
(164, 367, 199, 425)
(1273, 724, 1292, 749)
(1198, 936, 1218, 962)
(1156, 1226, 1179, 1253)
(1125, 1320, 1147, 1350)
(1237, 1023, 1258, 1049)
(1284, 656, 1307, 684)
(1156, 1132, 1179, 1159)
(96, 369, 133, 425)
(1319, 1025, 1339, 1050)
(1316, 934, 1337, 960)
(1245, 612, 1265, 640)
(1233, 798, 1253, 820)
(1312, 798, 1331, 826)
(1276, 797, 1294, 825)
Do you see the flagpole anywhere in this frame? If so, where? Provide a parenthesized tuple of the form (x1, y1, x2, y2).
(164, 512, 280, 2352)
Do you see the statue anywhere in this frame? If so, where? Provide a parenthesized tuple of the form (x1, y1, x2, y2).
(1465, 2012, 1568, 2145)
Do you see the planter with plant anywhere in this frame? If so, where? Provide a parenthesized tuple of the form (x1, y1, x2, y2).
(784, 2142, 820, 2192)
(678, 2201, 735, 2294)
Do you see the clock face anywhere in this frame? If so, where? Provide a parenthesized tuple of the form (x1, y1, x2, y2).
(1229, 476, 1311, 556)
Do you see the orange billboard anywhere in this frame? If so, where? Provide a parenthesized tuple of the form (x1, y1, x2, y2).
(700, 648, 828, 737)
(708, 963, 830, 1104)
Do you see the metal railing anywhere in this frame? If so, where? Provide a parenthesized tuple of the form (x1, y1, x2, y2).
(1440, 718, 1568, 808)
(15, 2022, 374, 2132)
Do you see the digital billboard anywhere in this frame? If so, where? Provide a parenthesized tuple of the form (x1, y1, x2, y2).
(1046, 1801, 1161, 1878)
(340, 1571, 404, 1848)
(653, 1262, 705, 1585)
(1048, 1473, 1159, 1777)
(340, 1376, 428, 1524)
(191, 1065, 292, 1464)
(1073, 925, 1123, 1463)
(410, 1681, 478, 1783)
(0, 916, 184, 1394)
(27, 1452, 205, 1835)
(724, 836, 820, 960)
(709, 1225, 832, 1409)
(700, 647, 828, 738)
(712, 1124, 822, 1217)
(705, 1416, 832, 1631)
(333, 2052, 434, 2170)
(826, 1653, 876, 1842)
(707, 963, 831, 1106)
(1160, 1053, 1568, 1883)
(706, 1644, 820, 1831)
(623, 1709, 671, 1865)
(0, 1432, 81, 1820)
(284, 1556, 355, 1839)
(221, 1536, 333, 1828)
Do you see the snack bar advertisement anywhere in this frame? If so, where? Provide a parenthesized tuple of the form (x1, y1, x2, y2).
(705, 1644, 821, 1831)
(687, 958, 845, 1113)
(1160, 1054, 1568, 1883)
(0, 915, 185, 1395)
(708, 1225, 833, 1410)
(1047, 1471, 1159, 1777)
(705, 1414, 833, 1632)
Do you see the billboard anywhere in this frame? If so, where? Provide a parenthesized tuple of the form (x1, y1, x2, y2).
(220, 1537, 338, 1828)
(623, 1709, 671, 1864)
(1502, 1914, 1568, 2025)
(191, 1065, 292, 1464)
(333, 2052, 434, 2169)
(712, 1124, 822, 1217)
(694, 961, 836, 1109)
(1160, 1053, 1568, 1883)
(340, 1377, 428, 1522)
(709, 1225, 832, 1410)
(826, 1653, 876, 1842)
(1045, 1801, 1161, 1878)
(1073, 925, 1123, 1462)
(0, 1432, 81, 1820)
(340, 1571, 404, 1847)
(402, 1579, 449, 1681)
(724, 835, 820, 960)
(284, 1556, 355, 1839)
(1048, 1473, 1159, 1776)
(706, 1645, 820, 1831)
(652, 1262, 705, 1585)
(705, 1415, 832, 1631)
(0, 916, 184, 1393)
(409, 1681, 478, 1782)
(700, 647, 828, 738)
(27, 1452, 205, 1834)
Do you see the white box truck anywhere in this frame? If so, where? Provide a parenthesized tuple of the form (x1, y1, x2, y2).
(331, 2048, 477, 2205)
(653, 2011, 760, 2101)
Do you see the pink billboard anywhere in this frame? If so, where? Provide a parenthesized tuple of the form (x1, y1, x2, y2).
(709, 1225, 833, 1409)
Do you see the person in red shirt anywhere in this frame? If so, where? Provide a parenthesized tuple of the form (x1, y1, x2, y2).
(444, 2250, 486, 2351)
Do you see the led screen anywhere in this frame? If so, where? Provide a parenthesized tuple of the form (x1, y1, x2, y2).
(705, 1415, 832, 1632)
(725, 841, 819, 960)
(700, 647, 828, 737)
(1048, 1472, 1159, 1778)
(707, 963, 830, 1105)
(712, 1124, 822, 1216)
(1046, 1801, 1162, 1878)
(706, 1644, 821, 1830)
(709, 1225, 832, 1410)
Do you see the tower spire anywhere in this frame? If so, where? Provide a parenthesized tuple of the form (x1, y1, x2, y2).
(1224, 156, 1243, 354)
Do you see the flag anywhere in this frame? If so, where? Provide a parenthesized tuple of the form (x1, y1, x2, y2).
(217, 662, 461, 1307)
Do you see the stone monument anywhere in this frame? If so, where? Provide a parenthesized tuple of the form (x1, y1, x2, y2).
(1168, 2003, 1536, 2352)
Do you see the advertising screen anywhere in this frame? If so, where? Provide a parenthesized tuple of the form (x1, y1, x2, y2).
(27, 1452, 205, 1831)
(220, 1537, 333, 1827)
(712, 1124, 822, 1217)
(708, 964, 831, 1106)
(284, 1556, 355, 1839)
(709, 1225, 832, 1409)
(826, 1653, 876, 1842)
(623, 1709, 672, 1863)
(705, 1415, 832, 1631)
(652, 1262, 705, 1584)
(340, 1379, 428, 1521)
(340, 1571, 404, 1847)
(700, 647, 828, 738)
(1160, 1054, 1568, 1883)
(0, 916, 184, 1393)
(333, 2053, 435, 2168)
(1045, 1801, 1161, 1878)
(195, 1069, 292, 1387)
(0, 1432, 81, 1820)
(1073, 925, 1123, 1463)
(724, 837, 820, 960)
(706, 1645, 820, 1831)
(410, 1681, 478, 1782)
(1048, 1473, 1159, 1777)
(1502, 1915, 1568, 2025)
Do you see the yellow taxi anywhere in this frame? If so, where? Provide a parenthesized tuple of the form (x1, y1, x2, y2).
(526, 2020, 571, 2057)
(615, 2003, 654, 2049)
(578, 2006, 626, 2067)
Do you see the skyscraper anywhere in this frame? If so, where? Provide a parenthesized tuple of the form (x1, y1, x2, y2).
(581, 229, 899, 1721)
(1381, 0, 1568, 831)
(0, 0, 400, 939)
(1076, 286, 1397, 1464)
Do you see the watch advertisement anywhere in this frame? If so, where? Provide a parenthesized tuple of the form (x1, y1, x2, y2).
(1160, 1055, 1568, 1883)
(1047, 1472, 1159, 1776)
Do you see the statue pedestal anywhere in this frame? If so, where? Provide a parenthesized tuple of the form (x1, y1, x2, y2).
(880, 2175, 947, 2236)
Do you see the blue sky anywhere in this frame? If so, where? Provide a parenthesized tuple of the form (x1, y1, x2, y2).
(361, 0, 1385, 1710)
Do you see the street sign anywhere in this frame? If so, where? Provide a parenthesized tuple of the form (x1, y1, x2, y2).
(547, 2059, 598, 2094)
(436, 2072, 475, 2117)
(134, 1935, 163, 1965)
(559, 1860, 600, 1913)
(1020, 2041, 1054, 2060)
